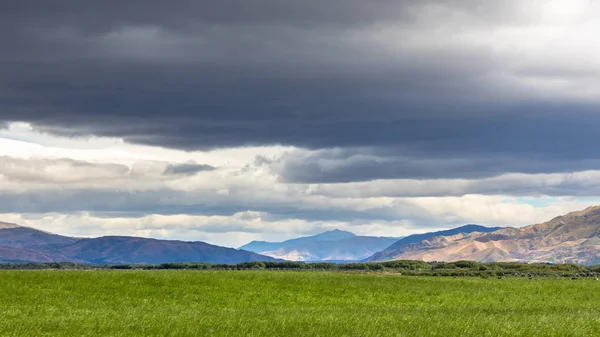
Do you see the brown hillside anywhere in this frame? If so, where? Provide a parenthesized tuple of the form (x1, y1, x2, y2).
(379, 206, 600, 265)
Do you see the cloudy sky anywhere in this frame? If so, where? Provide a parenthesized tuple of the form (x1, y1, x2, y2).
(1, 0, 600, 247)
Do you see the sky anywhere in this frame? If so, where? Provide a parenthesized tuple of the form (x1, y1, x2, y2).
(1, 1, 600, 247)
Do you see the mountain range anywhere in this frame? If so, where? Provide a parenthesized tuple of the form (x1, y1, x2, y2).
(5, 205, 600, 265)
(0, 221, 279, 264)
(239, 229, 400, 261)
(368, 206, 600, 265)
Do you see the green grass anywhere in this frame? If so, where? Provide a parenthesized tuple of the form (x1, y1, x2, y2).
(1, 271, 600, 336)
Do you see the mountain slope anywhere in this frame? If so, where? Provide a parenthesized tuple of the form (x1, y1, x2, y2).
(0, 246, 83, 263)
(0, 222, 279, 264)
(0, 226, 77, 248)
(375, 206, 600, 265)
(366, 224, 502, 262)
(240, 229, 398, 261)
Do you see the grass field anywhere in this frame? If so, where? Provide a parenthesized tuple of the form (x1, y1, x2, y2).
(1, 271, 600, 336)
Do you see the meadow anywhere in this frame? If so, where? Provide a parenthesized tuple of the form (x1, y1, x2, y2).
(1, 270, 600, 336)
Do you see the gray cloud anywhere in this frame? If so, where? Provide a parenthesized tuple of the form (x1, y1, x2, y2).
(0, 156, 129, 183)
(0, 156, 215, 183)
(309, 172, 600, 199)
(163, 162, 215, 175)
(1, 1, 599, 183)
(0, 1, 522, 40)
(0, 187, 403, 223)
(274, 143, 600, 183)
(4, 169, 600, 222)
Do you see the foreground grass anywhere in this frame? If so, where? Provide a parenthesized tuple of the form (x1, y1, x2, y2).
(1, 271, 600, 336)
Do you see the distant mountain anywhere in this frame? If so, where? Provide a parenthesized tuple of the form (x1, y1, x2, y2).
(0, 222, 279, 264)
(239, 229, 399, 261)
(40, 236, 280, 265)
(366, 224, 502, 262)
(366, 206, 600, 265)
(241, 229, 357, 253)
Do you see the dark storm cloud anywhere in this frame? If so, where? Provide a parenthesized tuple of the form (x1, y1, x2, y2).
(273, 110, 600, 182)
(0, 0, 520, 37)
(1, 0, 599, 182)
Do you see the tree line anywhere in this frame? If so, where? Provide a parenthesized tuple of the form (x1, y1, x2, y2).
(2, 260, 599, 277)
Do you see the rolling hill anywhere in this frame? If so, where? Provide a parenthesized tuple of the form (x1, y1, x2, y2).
(0, 222, 279, 264)
(239, 229, 399, 261)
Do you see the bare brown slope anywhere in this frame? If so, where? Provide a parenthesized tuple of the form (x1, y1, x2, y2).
(380, 206, 600, 265)
(365, 225, 501, 262)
